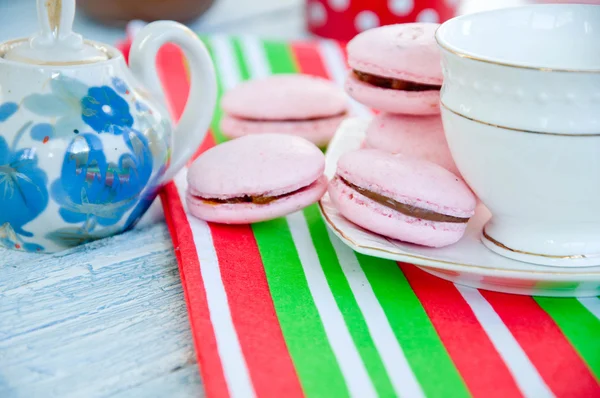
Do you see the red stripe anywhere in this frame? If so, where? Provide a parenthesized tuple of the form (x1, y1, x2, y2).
(400, 264, 523, 398)
(188, 133, 216, 167)
(332, 40, 349, 69)
(165, 46, 303, 396)
(210, 224, 305, 398)
(161, 186, 230, 398)
(481, 291, 600, 397)
(157, 47, 230, 397)
(156, 44, 190, 124)
(198, 42, 304, 398)
(291, 41, 330, 78)
(116, 40, 131, 62)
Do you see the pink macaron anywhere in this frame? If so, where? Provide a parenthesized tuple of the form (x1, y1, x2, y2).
(221, 74, 348, 147)
(365, 113, 460, 175)
(328, 149, 476, 247)
(186, 134, 328, 224)
(345, 23, 442, 115)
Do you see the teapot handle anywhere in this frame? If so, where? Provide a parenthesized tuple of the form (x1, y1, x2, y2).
(129, 21, 217, 184)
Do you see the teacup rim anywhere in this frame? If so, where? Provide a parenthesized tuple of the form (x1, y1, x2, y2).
(435, 4, 600, 74)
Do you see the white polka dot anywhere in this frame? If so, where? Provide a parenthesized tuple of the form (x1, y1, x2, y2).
(355, 11, 380, 32)
(328, 0, 350, 11)
(389, 0, 413, 16)
(416, 8, 440, 23)
(308, 1, 327, 27)
(102, 105, 112, 114)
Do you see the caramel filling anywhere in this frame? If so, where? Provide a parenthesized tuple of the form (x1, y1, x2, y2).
(353, 70, 441, 92)
(234, 111, 347, 123)
(340, 177, 469, 223)
(196, 182, 314, 206)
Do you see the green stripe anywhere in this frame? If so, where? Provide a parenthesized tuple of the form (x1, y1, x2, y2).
(535, 297, 600, 380)
(262, 40, 299, 74)
(357, 254, 471, 398)
(232, 40, 349, 397)
(264, 37, 397, 397)
(253, 220, 350, 398)
(201, 37, 227, 144)
(231, 38, 251, 82)
(304, 206, 397, 397)
(260, 39, 397, 397)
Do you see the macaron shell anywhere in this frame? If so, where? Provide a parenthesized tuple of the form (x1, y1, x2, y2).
(220, 114, 345, 147)
(187, 134, 325, 199)
(187, 176, 328, 224)
(347, 23, 442, 85)
(337, 149, 476, 218)
(222, 74, 347, 120)
(365, 113, 459, 175)
(328, 177, 466, 248)
(345, 72, 440, 115)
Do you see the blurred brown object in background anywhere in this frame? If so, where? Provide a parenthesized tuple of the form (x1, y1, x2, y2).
(78, 0, 215, 25)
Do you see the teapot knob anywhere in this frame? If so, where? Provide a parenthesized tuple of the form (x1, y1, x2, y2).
(31, 0, 83, 52)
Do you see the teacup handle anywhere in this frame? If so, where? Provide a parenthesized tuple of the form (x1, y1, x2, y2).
(129, 21, 217, 183)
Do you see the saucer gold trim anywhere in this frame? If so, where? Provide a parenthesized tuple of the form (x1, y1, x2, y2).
(435, 33, 600, 74)
(318, 199, 600, 276)
(440, 102, 600, 137)
(482, 229, 600, 260)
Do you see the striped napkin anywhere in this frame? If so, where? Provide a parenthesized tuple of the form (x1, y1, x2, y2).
(120, 34, 600, 398)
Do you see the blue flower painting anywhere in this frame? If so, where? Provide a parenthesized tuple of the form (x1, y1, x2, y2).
(1, 75, 166, 251)
(23, 76, 88, 140)
(123, 164, 166, 230)
(112, 77, 129, 95)
(81, 86, 134, 135)
(0, 102, 18, 122)
(0, 222, 44, 252)
(0, 101, 47, 251)
(48, 128, 153, 247)
(0, 136, 49, 240)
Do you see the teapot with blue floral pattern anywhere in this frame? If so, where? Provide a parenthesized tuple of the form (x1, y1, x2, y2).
(0, 0, 216, 252)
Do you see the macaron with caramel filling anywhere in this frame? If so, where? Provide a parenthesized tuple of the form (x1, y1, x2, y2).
(221, 74, 348, 147)
(345, 23, 442, 115)
(328, 149, 476, 247)
(187, 134, 328, 224)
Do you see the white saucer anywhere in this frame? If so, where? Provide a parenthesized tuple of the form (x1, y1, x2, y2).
(319, 118, 600, 297)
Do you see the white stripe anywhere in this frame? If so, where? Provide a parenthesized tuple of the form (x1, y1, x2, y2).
(174, 170, 256, 398)
(578, 297, 600, 320)
(176, 37, 257, 396)
(286, 212, 378, 398)
(456, 286, 555, 398)
(317, 40, 372, 118)
(126, 20, 147, 39)
(209, 35, 243, 90)
(239, 36, 271, 79)
(327, 229, 425, 398)
(239, 37, 377, 398)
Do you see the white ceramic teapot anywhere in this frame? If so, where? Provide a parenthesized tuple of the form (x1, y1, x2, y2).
(0, 0, 216, 253)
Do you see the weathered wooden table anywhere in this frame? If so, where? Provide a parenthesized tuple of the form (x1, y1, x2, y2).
(0, 0, 523, 396)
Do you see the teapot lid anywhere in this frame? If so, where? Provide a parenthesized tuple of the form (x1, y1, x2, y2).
(2, 0, 109, 65)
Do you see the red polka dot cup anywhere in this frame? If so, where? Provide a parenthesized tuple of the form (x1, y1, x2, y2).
(306, 0, 460, 41)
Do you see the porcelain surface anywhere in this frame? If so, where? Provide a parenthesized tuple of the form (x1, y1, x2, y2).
(320, 118, 600, 297)
(436, 4, 600, 266)
(436, 4, 600, 134)
(0, 0, 217, 253)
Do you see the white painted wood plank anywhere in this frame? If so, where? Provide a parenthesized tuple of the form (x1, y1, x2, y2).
(0, 224, 203, 398)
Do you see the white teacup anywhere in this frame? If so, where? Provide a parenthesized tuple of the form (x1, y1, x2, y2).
(436, 4, 600, 267)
